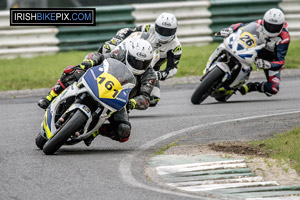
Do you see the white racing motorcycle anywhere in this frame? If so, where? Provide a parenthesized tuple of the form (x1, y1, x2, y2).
(36, 58, 136, 155)
(191, 22, 266, 104)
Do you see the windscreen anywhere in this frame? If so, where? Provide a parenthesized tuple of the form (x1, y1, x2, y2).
(242, 22, 264, 45)
(104, 58, 136, 86)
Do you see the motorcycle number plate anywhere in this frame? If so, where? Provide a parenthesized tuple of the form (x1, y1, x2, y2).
(240, 32, 257, 48)
(97, 72, 122, 99)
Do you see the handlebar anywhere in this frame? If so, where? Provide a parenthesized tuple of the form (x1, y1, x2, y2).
(214, 32, 223, 37)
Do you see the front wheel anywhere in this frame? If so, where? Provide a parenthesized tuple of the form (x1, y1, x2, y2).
(191, 67, 225, 104)
(43, 110, 88, 155)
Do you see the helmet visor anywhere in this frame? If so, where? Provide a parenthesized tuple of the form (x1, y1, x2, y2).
(155, 24, 177, 37)
(127, 52, 152, 71)
(264, 20, 283, 34)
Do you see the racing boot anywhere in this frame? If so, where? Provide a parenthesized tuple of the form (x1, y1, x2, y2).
(37, 80, 66, 109)
(37, 90, 57, 109)
(149, 85, 161, 107)
(239, 82, 261, 95)
(37, 65, 80, 109)
(84, 125, 109, 146)
(149, 96, 160, 107)
(84, 123, 130, 146)
(84, 130, 101, 146)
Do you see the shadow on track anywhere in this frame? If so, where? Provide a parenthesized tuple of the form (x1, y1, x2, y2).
(35, 147, 134, 156)
(198, 97, 297, 105)
(129, 114, 174, 119)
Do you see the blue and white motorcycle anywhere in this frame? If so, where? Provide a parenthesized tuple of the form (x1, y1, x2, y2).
(35, 58, 136, 155)
(191, 22, 266, 104)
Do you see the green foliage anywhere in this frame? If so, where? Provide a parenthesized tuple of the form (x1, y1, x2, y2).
(0, 39, 299, 91)
(252, 127, 300, 172)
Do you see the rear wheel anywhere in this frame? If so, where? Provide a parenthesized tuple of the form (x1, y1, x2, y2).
(191, 67, 225, 104)
(43, 110, 88, 155)
(35, 134, 47, 150)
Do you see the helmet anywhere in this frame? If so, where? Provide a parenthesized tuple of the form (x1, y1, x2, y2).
(155, 12, 178, 44)
(125, 38, 153, 75)
(263, 8, 285, 37)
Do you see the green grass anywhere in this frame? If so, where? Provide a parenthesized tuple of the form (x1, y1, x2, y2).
(0, 51, 90, 91)
(252, 127, 300, 172)
(175, 43, 220, 77)
(0, 39, 300, 91)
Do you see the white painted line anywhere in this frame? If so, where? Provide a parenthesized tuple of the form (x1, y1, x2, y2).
(119, 110, 300, 199)
(178, 181, 279, 192)
(157, 163, 247, 175)
(167, 177, 264, 187)
(156, 159, 245, 169)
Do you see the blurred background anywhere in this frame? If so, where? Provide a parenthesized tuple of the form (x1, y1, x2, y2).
(3, 0, 195, 9)
(0, 0, 299, 59)
(2, 0, 187, 9)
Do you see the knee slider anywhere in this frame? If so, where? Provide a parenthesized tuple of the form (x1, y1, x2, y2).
(265, 83, 279, 95)
(117, 122, 131, 140)
(271, 83, 279, 94)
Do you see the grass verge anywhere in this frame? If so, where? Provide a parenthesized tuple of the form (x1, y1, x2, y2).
(251, 127, 300, 173)
(0, 39, 299, 91)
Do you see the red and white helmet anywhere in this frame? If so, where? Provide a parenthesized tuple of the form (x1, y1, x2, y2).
(125, 38, 153, 75)
(155, 13, 178, 44)
(263, 8, 285, 37)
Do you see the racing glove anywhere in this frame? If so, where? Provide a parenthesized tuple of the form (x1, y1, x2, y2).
(255, 59, 271, 70)
(80, 59, 94, 70)
(219, 28, 233, 37)
(126, 99, 137, 110)
(81, 52, 103, 70)
(156, 71, 168, 81)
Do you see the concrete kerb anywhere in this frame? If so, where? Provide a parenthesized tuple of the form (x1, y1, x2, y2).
(0, 68, 300, 99)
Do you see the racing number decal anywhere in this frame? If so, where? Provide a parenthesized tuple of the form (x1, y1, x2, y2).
(240, 32, 257, 48)
(97, 72, 122, 99)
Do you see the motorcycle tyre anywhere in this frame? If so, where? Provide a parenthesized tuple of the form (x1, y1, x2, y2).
(191, 67, 225, 104)
(43, 110, 88, 155)
(35, 134, 47, 150)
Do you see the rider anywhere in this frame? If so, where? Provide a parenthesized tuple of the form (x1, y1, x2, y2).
(99, 12, 182, 106)
(38, 37, 157, 145)
(219, 8, 290, 96)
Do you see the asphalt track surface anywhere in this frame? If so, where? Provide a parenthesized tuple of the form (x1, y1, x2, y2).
(0, 76, 300, 200)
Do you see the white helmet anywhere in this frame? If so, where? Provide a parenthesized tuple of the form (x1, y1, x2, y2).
(125, 38, 153, 75)
(155, 12, 178, 44)
(263, 8, 285, 37)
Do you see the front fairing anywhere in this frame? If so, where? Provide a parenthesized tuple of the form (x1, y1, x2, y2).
(82, 58, 136, 112)
(223, 22, 265, 66)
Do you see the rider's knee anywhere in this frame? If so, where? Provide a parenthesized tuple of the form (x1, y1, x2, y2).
(117, 123, 131, 142)
(264, 82, 279, 96)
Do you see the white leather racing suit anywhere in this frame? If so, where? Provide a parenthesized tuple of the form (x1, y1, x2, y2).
(100, 24, 182, 106)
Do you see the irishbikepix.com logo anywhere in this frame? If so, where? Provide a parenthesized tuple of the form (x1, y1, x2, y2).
(10, 8, 96, 26)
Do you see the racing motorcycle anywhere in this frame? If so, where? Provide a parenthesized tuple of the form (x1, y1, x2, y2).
(35, 58, 136, 155)
(191, 22, 266, 104)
